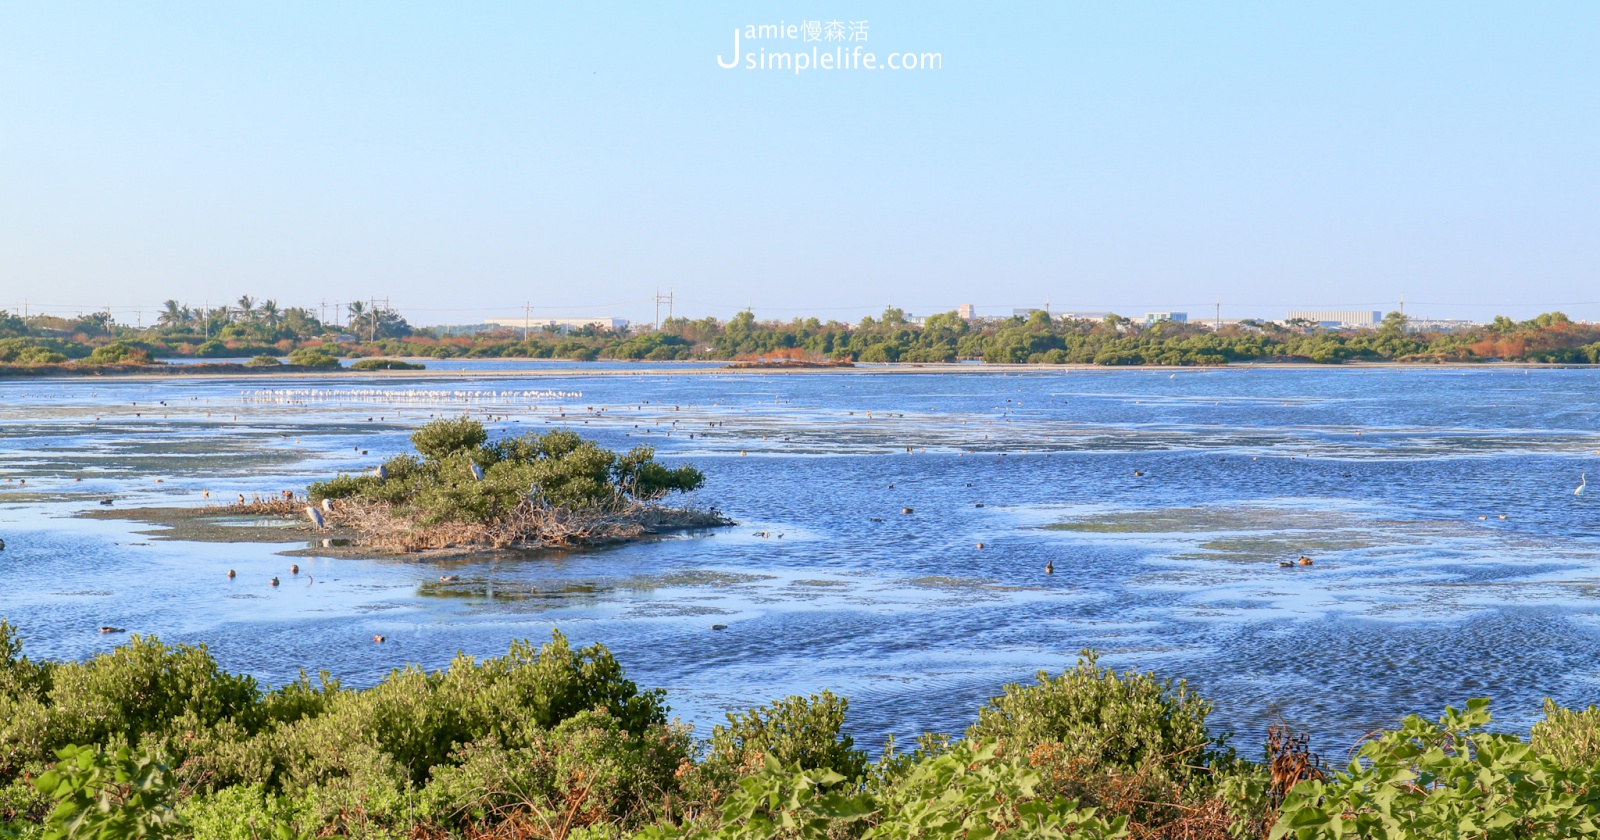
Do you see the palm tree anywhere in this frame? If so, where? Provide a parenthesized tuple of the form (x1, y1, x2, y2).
(236, 296, 255, 323)
(259, 300, 280, 329)
(346, 300, 368, 336)
(157, 300, 185, 329)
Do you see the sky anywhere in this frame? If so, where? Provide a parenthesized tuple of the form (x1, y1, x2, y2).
(2, 2, 1598, 327)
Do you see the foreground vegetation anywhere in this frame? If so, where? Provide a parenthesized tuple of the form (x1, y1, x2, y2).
(287, 418, 719, 551)
(5, 623, 1600, 840)
(6, 300, 1600, 368)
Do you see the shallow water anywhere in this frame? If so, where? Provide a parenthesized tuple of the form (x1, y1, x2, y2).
(3, 365, 1600, 754)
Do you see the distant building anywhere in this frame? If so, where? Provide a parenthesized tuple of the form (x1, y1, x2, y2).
(1058, 311, 1114, 321)
(957, 304, 976, 320)
(485, 316, 630, 333)
(1286, 310, 1381, 328)
(1143, 312, 1188, 326)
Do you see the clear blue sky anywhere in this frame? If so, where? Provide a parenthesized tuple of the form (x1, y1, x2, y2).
(2, 2, 1597, 326)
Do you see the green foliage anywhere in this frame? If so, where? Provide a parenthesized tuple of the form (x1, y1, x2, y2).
(640, 759, 875, 840)
(1272, 699, 1600, 839)
(285, 348, 339, 368)
(968, 652, 1222, 794)
(32, 745, 183, 839)
(708, 692, 869, 782)
(84, 343, 152, 365)
(410, 417, 488, 461)
(0, 628, 677, 837)
(0, 338, 73, 365)
(646, 742, 1126, 840)
(1530, 698, 1600, 768)
(349, 358, 425, 370)
(245, 355, 282, 367)
(178, 784, 311, 840)
(309, 419, 704, 525)
(871, 740, 1127, 840)
(17, 624, 1600, 840)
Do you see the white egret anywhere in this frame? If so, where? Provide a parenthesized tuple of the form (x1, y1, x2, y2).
(1577, 473, 1588, 496)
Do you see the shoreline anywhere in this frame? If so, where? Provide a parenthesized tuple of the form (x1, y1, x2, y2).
(2, 358, 1597, 381)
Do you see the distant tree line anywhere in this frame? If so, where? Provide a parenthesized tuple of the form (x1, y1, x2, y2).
(4, 299, 1600, 366)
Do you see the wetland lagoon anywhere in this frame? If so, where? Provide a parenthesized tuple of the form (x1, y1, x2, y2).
(4, 363, 1600, 753)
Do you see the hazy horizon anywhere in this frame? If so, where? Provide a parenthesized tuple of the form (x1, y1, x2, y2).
(3, 2, 1597, 327)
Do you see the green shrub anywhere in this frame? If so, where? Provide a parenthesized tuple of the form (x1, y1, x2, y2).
(285, 348, 339, 368)
(1273, 699, 1600, 839)
(245, 355, 282, 367)
(350, 358, 425, 370)
(872, 740, 1126, 840)
(32, 744, 184, 839)
(0, 339, 71, 365)
(1529, 697, 1600, 768)
(707, 691, 868, 782)
(85, 343, 151, 365)
(967, 651, 1222, 821)
(0, 636, 262, 778)
(179, 783, 310, 840)
(410, 417, 487, 461)
(308, 419, 705, 525)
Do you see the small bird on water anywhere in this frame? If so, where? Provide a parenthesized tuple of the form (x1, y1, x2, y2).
(1044, 560, 1054, 575)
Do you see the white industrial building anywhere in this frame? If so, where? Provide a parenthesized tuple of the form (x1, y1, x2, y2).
(485, 316, 630, 333)
(1143, 311, 1188, 326)
(1286, 310, 1382, 328)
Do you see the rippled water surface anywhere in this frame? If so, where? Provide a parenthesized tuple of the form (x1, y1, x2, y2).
(4, 365, 1600, 753)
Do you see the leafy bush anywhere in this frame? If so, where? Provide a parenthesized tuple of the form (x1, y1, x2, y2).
(0, 628, 684, 837)
(308, 418, 705, 525)
(645, 742, 1126, 840)
(970, 651, 1221, 778)
(967, 651, 1224, 828)
(1530, 698, 1600, 768)
(350, 358, 425, 370)
(410, 416, 487, 461)
(285, 348, 339, 368)
(707, 691, 868, 782)
(84, 343, 152, 365)
(245, 355, 282, 367)
(32, 744, 184, 839)
(1273, 699, 1600, 839)
(0, 338, 71, 365)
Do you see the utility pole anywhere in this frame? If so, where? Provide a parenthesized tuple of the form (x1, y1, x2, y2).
(651, 289, 675, 330)
(1216, 296, 1221, 331)
(523, 301, 530, 340)
(1399, 294, 1405, 317)
(370, 297, 376, 343)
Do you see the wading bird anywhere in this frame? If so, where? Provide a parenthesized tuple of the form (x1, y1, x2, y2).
(1578, 473, 1588, 496)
